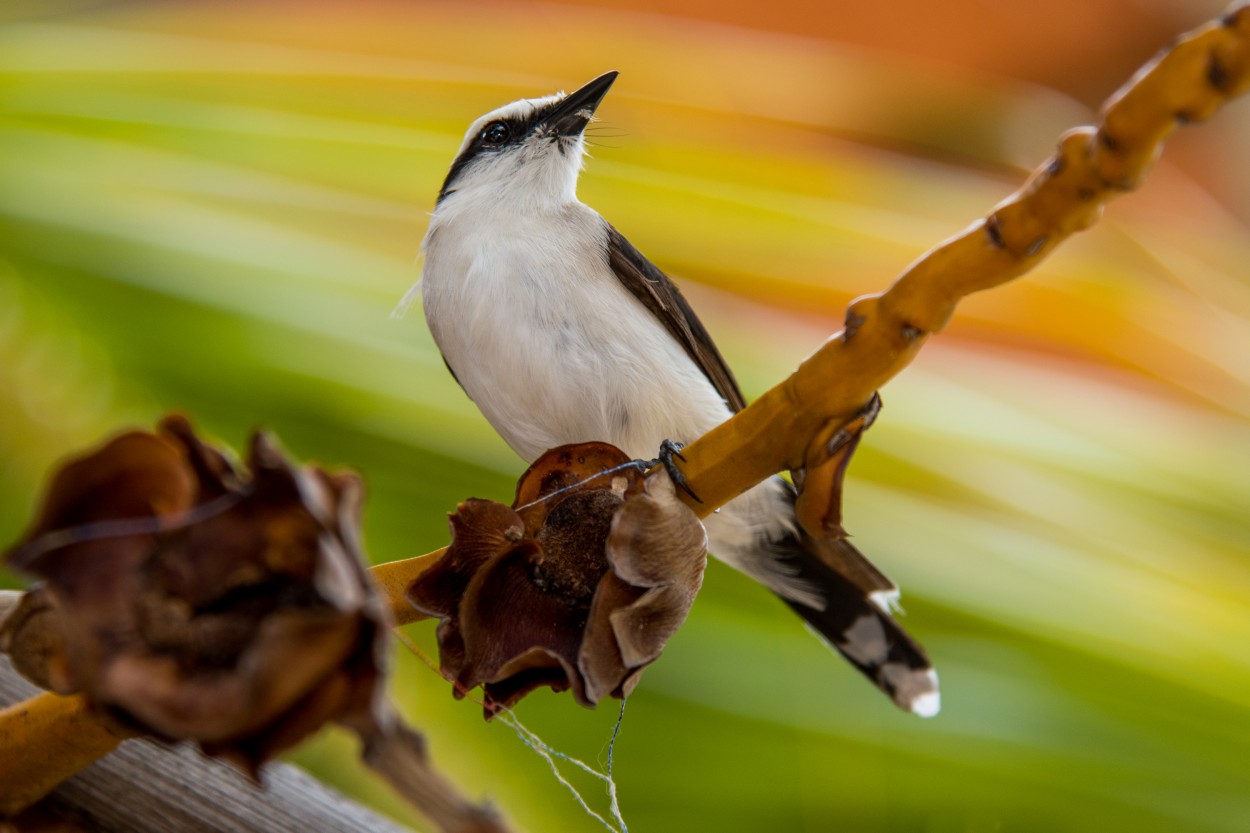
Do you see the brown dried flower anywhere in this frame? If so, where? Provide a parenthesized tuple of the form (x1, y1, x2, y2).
(1, 414, 389, 776)
(407, 442, 707, 717)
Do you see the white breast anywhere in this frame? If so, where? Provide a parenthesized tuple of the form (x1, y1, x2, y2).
(420, 200, 733, 462)
(417, 195, 818, 604)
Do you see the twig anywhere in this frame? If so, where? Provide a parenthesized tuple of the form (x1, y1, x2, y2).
(668, 2, 1250, 515)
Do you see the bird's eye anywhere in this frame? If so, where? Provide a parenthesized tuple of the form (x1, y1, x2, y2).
(482, 122, 510, 145)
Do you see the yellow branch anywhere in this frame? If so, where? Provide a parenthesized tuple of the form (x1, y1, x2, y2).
(674, 2, 1250, 514)
(0, 692, 130, 816)
(371, 551, 444, 625)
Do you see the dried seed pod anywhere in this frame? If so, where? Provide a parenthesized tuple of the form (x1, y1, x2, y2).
(3, 414, 390, 777)
(408, 442, 707, 717)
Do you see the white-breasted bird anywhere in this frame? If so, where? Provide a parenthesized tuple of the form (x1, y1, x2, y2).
(410, 71, 938, 716)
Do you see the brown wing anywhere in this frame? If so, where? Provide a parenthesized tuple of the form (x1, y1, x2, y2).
(605, 223, 746, 412)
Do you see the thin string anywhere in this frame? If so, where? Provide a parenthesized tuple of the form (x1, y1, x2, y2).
(604, 698, 628, 833)
(15, 456, 645, 567)
(394, 628, 630, 833)
(8, 487, 252, 567)
(512, 460, 647, 514)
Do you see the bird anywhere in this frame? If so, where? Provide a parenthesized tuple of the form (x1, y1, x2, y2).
(409, 70, 939, 717)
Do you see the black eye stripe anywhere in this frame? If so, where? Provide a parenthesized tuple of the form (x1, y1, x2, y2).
(437, 115, 530, 203)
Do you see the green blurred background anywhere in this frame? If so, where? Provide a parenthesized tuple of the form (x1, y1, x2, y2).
(2, 0, 1249, 830)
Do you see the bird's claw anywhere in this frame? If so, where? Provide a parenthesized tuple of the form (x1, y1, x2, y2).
(826, 392, 883, 455)
(638, 439, 702, 503)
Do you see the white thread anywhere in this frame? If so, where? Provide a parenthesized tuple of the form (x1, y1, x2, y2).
(512, 460, 649, 513)
(604, 698, 628, 832)
(496, 702, 629, 833)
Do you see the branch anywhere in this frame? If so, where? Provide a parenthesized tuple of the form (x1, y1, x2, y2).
(672, 3, 1250, 514)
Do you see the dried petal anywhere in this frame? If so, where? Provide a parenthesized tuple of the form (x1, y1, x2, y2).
(408, 499, 525, 621)
(0, 586, 68, 692)
(577, 573, 646, 704)
(458, 543, 590, 712)
(581, 472, 707, 702)
(512, 442, 634, 534)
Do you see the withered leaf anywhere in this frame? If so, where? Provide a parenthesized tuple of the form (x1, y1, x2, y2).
(3, 414, 390, 777)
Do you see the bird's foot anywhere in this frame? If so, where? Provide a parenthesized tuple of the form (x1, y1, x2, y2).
(636, 439, 702, 503)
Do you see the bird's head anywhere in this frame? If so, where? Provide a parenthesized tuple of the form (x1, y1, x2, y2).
(435, 71, 618, 209)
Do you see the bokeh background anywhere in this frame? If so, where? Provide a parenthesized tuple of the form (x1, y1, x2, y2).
(2, 0, 1249, 831)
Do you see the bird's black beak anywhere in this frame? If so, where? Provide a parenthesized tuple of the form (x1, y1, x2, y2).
(539, 71, 618, 137)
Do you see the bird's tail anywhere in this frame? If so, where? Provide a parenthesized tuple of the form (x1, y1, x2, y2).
(762, 528, 939, 717)
(706, 477, 938, 717)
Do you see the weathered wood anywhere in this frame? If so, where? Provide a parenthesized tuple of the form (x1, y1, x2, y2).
(0, 657, 416, 833)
